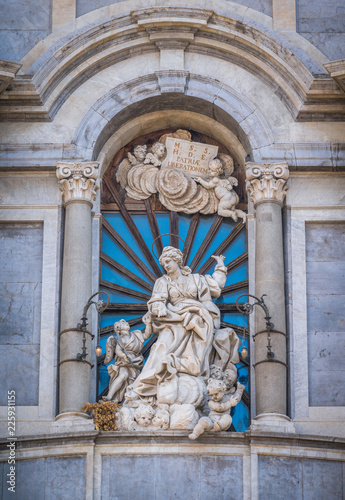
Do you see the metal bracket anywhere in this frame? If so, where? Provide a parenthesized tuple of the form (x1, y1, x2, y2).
(236, 294, 275, 360)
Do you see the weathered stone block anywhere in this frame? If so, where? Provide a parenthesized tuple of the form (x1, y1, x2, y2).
(259, 456, 343, 500)
(306, 224, 345, 262)
(1, 455, 86, 500)
(0, 224, 43, 284)
(102, 454, 243, 500)
(102, 455, 155, 499)
(0, 282, 41, 344)
(306, 223, 345, 407)
(0, 344, 40, 406)
(258, 456, 302, 499)
(309, 366, 345, 406)
(0, 0, 51, 62)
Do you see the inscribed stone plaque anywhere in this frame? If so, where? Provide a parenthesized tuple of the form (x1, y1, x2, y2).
(162, 137, 218, 178)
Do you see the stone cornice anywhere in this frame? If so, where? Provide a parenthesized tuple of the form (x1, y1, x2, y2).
(246, 162, 289, 205)
(1, 9, 344, 122)
(56, 162, 99, 205)
(324, 59, 345, 94)
(1, 429, 344, 452)
(0, 59, 22, 95)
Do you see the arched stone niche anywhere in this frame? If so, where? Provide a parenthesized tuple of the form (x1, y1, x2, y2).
(96, 109, 250, 182)
(74, 75, 273, 170)
(98, 124, 251, 432)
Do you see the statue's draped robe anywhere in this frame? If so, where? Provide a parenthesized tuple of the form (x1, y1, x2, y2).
(132, 270, 226, 398)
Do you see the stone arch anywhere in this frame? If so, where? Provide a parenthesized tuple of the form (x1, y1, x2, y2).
(73, 72, 273, 168)
(7, 6, 332, 123)
(96, 111, 249, 179)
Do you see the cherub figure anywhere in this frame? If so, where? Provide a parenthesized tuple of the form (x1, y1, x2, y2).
(223, 366, 238, 394)
(195, 158, 246, 222)
(189, 378, 245, 439)
(144, 142, 166, 167)
(210, 364, 223, 380)
(152, 408, 170, 430)
(128, 144, 148, 166)
(134, 404, 155, 427)
(103, 319, 150, 403)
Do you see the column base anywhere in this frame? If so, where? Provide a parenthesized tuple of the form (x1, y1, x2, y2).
(51, 411, 95, 433)
(250, 413, 296, 434)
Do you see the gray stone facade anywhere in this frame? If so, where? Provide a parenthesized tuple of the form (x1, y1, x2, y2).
(297, 0, 345, 60)
(1, 455, 86, 500)
(258, 455, 344, 500)
(306, 223, 345, 407)
(0, 224, 43, 406)
(0, 0, 52, 62)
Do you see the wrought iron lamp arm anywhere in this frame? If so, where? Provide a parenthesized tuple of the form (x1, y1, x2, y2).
(76, 291, 110, 362)
(236, 293, 275, 359)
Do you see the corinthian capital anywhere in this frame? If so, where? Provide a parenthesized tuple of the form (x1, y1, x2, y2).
(56, 162, 99, 205)
(245, 162, 289, 205)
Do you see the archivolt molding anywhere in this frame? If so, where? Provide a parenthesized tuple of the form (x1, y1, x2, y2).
(72, 72, 273, 162)
(96, 110, 248, 178)
(1, 7, 344, 122)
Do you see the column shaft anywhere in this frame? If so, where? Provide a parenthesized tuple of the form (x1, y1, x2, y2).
(246, 162, 294, 432)
(59, 200, 93, 413)
(255, 200, 287, 416)
(55, 162, 99, 418)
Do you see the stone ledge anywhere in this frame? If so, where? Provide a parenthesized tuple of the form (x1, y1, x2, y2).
(1, 429, 344, 453)
(0, 59, 22, 95)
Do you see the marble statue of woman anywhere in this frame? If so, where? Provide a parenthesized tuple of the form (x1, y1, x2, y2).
(130, 246, 228, 405)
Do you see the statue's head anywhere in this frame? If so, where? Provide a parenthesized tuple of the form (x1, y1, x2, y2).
(152, 409, 170, 429)
(114, 318, 130, 335)
(159, 246, 191, 275)
(209, 158, 223, 176)
(134, 404, 155, 427)
(151, 142, 166, 158)
(133, 144, 147, 161)
(207, 378, 227, 401)
(210, 364, 223, 380)
(223, 367, 238, 391)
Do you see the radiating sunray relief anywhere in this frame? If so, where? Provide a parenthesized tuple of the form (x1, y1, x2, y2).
(99, 130, 249, 432)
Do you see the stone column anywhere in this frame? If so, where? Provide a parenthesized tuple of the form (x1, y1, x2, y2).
(54, 162, 99, 428)
(246, 162, 295, 432)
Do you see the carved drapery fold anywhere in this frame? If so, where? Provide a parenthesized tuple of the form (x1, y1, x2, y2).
(245, 162, 289, 205)
(56, 162, 99, 205)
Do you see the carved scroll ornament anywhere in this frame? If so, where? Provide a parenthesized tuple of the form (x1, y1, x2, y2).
(245, 162, 289, 205)
(56, 162, 99, 205)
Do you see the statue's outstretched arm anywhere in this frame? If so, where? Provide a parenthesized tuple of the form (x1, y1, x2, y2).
(210, 254, 227, 288)
(229, 382, 246, 407)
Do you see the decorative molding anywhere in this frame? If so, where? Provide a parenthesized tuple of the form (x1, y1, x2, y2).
(1, 8, 344, 122)
(73, 72, 271, 161)
(131, 7, 213, 27)
(156, 70, 188, 93)
(245, 162, 289, 205)
(324, 59, 345, 94)
(56, 162, 99, 205)
(0, 60, 22, 95)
